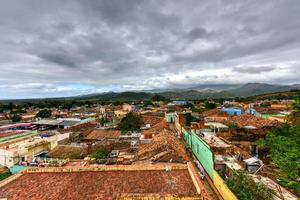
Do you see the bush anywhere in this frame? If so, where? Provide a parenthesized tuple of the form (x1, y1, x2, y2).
(94, 150, 109, 160)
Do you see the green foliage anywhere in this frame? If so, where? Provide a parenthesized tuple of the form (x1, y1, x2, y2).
(113, 101, 122, 106)
(184, 102, 195, 109)
(0, 172, 12, 181)
(289, 99, 300, 125)
(186, 113, 198, 126)
(290, 99, 300, 110)
(151, 94, 167, 102)
(257, 124, 300, 196)
(204, 101, 216, 109)
(143, 100, 153, 107)
(94, 150, 109, 160)
(0, 103, 14, 112)
(192, 107, 205, 113)
(227, 170, 274, 200)
(100, 117, 109, 125)
(260, 102, 271, 107)
(118, 112, 143, 134)
(36, 109, 52, 118)
(214, 98, 224, 104)
(289, 110, 300, 125)
(61, 101, 74, 110)
(12, 114, 21, 122)
(227, 123, 239, 129)
(10, 109, 26, 115)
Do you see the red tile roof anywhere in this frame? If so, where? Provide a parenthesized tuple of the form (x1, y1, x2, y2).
(142, 115, 164, 126)
(227, 114, 281, 129)
(0, 169, 198, 199)
(85, 129, 121, 141)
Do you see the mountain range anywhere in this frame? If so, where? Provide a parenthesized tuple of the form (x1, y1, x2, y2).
(75, 83, 300, 101)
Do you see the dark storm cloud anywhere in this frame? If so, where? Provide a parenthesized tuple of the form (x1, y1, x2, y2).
(0, 0, 300, 99)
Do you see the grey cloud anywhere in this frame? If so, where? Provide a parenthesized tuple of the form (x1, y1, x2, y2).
(0, 0, 300, 99)
(37, 51, 78, 68)
(186, 28, 210, 41)
(232, 66, 277, 74)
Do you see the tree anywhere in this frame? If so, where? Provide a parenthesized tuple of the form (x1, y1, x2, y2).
(205, 101, 216, 109)
(36, 109, 52, 118)
(260, 102, 271, 107)
(227, 170, 274, 200)
(151, 94, 167, 102)
(257, 124, 300, 196)
(186, 113, 198, 126)
(118, 112, 143, 134)
(184, 102, 195, 109)
(100, 117, 109, 126)
(12, 114, 21, 122)
(143, 100, 153, 107)
(62, 101, 73, 110)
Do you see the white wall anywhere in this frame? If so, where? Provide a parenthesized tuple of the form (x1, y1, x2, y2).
(0, 149, 14, 167)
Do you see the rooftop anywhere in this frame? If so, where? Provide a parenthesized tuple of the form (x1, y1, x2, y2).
(85, 129, 121, 141)
(142, 115, 164, 127)
(0, 130, 39, 146)
(227, 114, 281, 129)
(201, 132, 231, 149)
(0, 166, 199, 199)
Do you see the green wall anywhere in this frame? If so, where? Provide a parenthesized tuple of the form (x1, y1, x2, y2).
(261, 113, 285, 119)
(182, 127, 214, 179)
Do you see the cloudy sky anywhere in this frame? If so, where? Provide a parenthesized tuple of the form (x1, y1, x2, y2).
(1, 0, 300, 99)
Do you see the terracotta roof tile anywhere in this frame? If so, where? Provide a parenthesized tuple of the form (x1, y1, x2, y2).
(0, 170, 198, 199)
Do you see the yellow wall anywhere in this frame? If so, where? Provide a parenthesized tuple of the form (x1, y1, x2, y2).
(213, 170, 238, 200)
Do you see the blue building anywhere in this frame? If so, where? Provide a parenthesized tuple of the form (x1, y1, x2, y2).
(173, 100, 187, 105)
(222, 107, 242, 116)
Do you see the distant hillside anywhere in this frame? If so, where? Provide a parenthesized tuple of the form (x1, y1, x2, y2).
(227, 83, 299, 97)
(75, 83, 300, 101)
(77, 91, 152, 101)
(1, 83, 299, 103)
(246, 89, 300, 100)
(189, 84, 240, 92)
(159, 90, 233, 100)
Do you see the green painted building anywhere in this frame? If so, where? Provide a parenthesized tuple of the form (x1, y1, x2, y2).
(182, 127, 214, 178)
